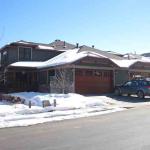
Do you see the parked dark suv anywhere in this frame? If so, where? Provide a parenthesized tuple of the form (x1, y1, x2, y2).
(115, 79, 150, 98)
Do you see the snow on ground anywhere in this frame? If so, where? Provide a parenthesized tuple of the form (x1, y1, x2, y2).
(0, 92, 125, 128)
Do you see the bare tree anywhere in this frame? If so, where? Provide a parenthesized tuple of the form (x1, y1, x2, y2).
(50, 68, 74, 93)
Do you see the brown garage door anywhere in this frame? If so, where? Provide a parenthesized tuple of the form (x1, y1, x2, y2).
(75, 69, 113, 94)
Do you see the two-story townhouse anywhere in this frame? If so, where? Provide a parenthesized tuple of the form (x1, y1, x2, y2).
(2, 39, 150, 94)
(0, 40, 76, 92)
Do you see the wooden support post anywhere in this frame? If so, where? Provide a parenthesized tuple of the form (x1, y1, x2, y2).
(29, 101, 31, 108)
(54, 99, 57, 107)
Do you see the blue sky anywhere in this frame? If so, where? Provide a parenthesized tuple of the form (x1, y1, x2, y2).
(0, 0, 150, 54)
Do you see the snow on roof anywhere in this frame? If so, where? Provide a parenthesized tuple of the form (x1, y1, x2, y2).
(17, 41, 31, 45)
(111, 57, 150, 68)
(141, 56, 150, 61)
(10, 61, 43, 68)
(111, 59, 138, 68)
(9, 49, 150, 69)
(37, 45, 54, 50)
(16, 41, 64, 51)
(123, 53, 142, 59)
(37, 49, 107, 69)
(9, 49, 107, 68)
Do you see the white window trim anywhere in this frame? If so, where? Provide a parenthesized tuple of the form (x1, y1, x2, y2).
(18, 46, 32, 61)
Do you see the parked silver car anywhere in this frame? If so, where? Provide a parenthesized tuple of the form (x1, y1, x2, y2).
(115, 79, 150, 98)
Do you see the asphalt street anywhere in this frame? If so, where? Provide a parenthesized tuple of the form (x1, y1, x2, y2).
(1, 106, 150, 150)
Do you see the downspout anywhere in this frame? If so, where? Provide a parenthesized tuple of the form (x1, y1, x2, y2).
(73, 66, 75, 93)
(113, 69, 116, 88)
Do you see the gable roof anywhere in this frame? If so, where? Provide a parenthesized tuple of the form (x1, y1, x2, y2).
(111, 56, 150, 68)
(9, 48, 108, 69)
(78, 45, 124, 60)
(123, 53, 142, 59)
(16, 40, 51, 46)
(38, 48, 108, 69)
(49, 39, 76, 50)
(110, 59, 138, 68)
(0, 40, 65, 51)
(106, 51, 124, 57)
(9, 46, 150, 69)
(8, 40, 150, 69)
(1, 40, 77, 52)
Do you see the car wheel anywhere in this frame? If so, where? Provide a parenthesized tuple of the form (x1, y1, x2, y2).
(115, 88, 121, 96)
(137, 91, 144, 99)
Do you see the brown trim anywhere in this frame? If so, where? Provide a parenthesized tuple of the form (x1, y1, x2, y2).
(75, 65, 116, 71)
(7, 67, 37, 72)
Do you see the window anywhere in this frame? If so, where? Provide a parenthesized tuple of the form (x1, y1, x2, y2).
(124, 81, 132, 86)
(48, 70, 55, 83)
(19, 47, 32, 61)
(48, 70, 55, 77)
(38, 71, 47, 84)
(131, 81, 138, 86)
(141, 81, 150, 86)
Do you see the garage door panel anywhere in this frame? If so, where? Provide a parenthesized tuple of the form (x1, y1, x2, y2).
(75, 69, 113, 94)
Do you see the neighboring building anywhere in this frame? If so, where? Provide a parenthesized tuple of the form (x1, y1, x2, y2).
(106, 51, 124, 57)
(142, 52, 150, 58)
(123, 53, 142, 59)
(1, 40, 150, 94)
(49, 39, 76, 50)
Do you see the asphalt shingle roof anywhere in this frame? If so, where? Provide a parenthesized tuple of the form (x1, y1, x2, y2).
(78, 45, 124, 60)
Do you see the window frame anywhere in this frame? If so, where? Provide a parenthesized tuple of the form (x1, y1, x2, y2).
(18, 46, 32, 61)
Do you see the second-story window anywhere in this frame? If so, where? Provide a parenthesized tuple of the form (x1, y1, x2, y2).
(19, 47, 32, 61)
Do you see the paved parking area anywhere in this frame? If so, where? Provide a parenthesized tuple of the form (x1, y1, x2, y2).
(86, 94, 150, 108)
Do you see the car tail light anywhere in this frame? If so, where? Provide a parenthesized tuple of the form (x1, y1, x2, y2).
(145, 86, 150, 89)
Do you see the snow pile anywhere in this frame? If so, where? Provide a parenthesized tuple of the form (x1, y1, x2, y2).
(11, 92, 87, 109)
(0, 92, 125, 128)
